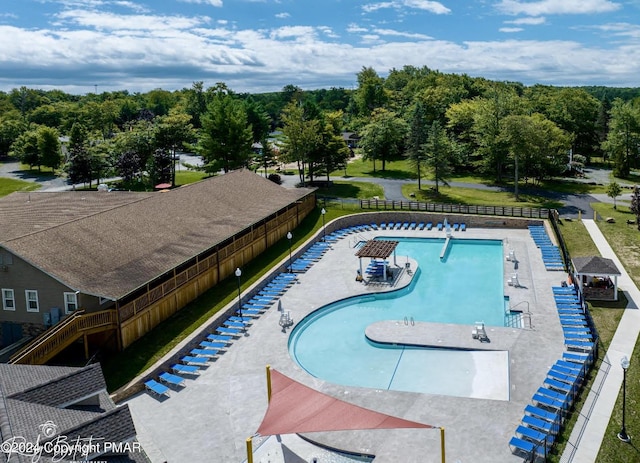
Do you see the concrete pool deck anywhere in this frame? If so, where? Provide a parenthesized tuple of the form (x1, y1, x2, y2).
(123, 224, 574, 463)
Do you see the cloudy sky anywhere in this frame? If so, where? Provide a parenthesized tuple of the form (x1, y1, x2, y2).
(1, 0, 639, 95)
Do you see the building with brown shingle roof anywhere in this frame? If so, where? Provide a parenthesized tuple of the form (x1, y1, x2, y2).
(0, 170, 315, 362)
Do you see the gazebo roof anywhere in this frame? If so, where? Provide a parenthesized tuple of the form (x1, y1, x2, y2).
(573, 256, 621, 276)
(355, 240, 399, 259)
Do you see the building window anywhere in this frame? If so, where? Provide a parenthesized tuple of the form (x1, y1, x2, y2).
(25, 290, 39, 312)
(64, 292, 78, 313)
(2, 289, 15, 311)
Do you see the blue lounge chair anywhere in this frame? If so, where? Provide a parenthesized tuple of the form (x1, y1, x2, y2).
(181, 355, 209, 365)
(460, 223, 466, 231)
(370, 223, 379, 230)
(525, 404, 559, 423)
(417, 222, 425, 230)
(229, 316, 252, 323)
(516, 425, 554, 447)
(532, 393, 566, 412)
(409, 222, 417, 230)
(426, 222, 433, 230)
(380, 222, 387, 229)
(536, 387, 569, 403)
(216, 326, 242, 336)
(145, 379, 170, 397)
(437, 223, 443, 231)
(453, 223, 460, 231)
(158, 372, 186, 388)
(562, 352, 588, 363)
(522, 414, 553, 433)
(190, 348, 219, 358)
(200, 341, 227, 349)
(509, 436, 546, 459)
(171, 364, 200, 375)
(206, 335, 232, 344)
(242, 303, 270, 311)
(402, 222, 409, 229)
(395, 222, 403, 230)
(237, 309, 261, 317)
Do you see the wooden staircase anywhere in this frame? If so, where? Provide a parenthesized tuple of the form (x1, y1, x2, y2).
(9, 309, 118, 365)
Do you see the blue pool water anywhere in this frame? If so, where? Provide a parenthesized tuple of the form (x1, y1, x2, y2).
(288, 238, 510, 398)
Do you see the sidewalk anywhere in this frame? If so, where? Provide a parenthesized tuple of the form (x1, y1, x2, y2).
(561, 219, 640, 462)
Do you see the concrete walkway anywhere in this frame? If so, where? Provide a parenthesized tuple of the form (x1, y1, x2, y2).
(561, 219, 640, 462)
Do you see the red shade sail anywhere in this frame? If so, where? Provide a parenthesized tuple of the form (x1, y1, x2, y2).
(256, 369, 435, 436)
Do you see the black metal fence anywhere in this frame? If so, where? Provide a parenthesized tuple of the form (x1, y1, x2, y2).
(358, 199, 550, 219)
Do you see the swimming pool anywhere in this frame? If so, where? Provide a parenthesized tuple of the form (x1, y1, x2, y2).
(288, 238, 511, 400)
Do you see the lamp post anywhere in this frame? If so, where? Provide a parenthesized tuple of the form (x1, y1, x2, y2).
(618, 355, 631, 442)
(235, 267, 242, 323)
(286, 232, 293, 273)
(321, 208, 326, 242)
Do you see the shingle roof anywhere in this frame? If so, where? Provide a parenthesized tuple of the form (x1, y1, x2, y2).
(0, 364, 141, 463)
(572, 256, 621, 275)
(0, 364, 80, 396)
(8, 364, 106, 407)
(2, 170, 313, 299)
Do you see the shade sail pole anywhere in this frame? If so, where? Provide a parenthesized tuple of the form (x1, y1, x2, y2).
(440, 427, 445, 463)
(266, 364, 272, 402)
(246, 437, 253, 463)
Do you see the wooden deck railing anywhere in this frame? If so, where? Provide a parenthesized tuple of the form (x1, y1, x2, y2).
(9, 309, 118, 365)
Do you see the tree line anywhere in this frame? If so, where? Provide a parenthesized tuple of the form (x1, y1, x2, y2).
(0, 66, 639, 191)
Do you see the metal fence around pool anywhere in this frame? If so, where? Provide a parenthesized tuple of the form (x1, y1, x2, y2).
(357, 198, 550, 219)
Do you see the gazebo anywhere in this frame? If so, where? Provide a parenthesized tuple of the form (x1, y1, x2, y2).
(572, 256, 621, 301)
(355, 240, 399, 281)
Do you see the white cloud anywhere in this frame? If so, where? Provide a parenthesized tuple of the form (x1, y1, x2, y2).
(500, 27, 523, 33)
(496, 0, 621, 16)
(363, 1, 450, 15)
(373, 28, 433, 40)
(506, 16, 546, 25)
(178, 0, 223, 6)
(275, 12, 290, 19)
(347, 23, 369, 33)
(113, 1, 150, 13)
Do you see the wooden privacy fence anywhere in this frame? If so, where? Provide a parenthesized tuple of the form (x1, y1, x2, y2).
(359, 199, 550, 219)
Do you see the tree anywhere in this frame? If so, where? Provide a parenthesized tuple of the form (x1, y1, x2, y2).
(353, 67, 388, 116)
(0, 116, 24, 156)
(602, 99, 640, 178)
(198, 93, 253, 174)
(37, 126, 62, 172)
(314, 111, 351, 182)
(359, 108, 408, 172)
(66, 123, 93, 186)
(406, 101, 430, 189)
(424, 121, 454, 193)
(154, 111, 194, 186)
(631, 186, 640, 231)
(607, 182, 622, 209)
(501, 113, 570, 199)
(11, 129, 40, 168)
(280, 101, 320, 185)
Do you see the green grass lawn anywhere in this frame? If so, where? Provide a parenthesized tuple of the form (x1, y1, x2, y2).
(0, 177, 40, 197)
(332, 157, 417, 179)
(315, 180, 384, 199)
(402, 183, 563, 209)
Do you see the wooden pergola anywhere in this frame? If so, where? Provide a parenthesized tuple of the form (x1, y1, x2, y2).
(355, 240, 399, 280)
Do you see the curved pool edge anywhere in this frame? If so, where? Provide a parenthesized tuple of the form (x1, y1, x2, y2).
(364, 320, 526, 351)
